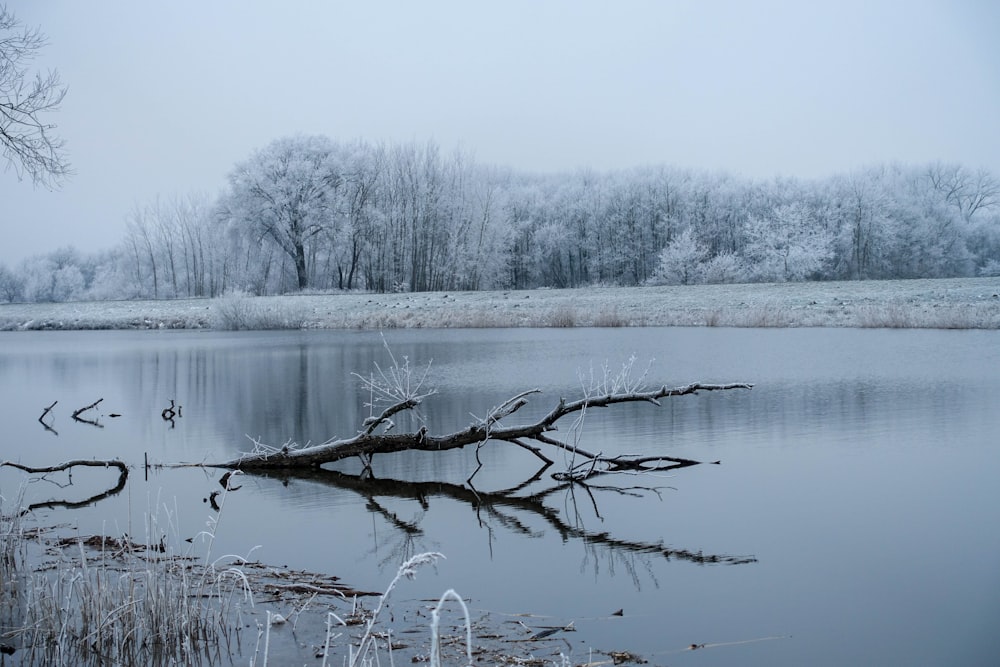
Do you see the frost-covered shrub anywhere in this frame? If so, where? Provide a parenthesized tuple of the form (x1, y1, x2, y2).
(646, 229, 707, 285)
(211, 291, 306, 330)
(699, 253, 749, 284)
(978, 259, 1000, 277)
(547, 305, 577, 327)
(22, 262, 85, 302)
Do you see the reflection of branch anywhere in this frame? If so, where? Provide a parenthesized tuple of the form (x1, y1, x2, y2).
(251, 468, 757, 567)
(72, 398, 104, 427)
(552, 452, 711, 482)
(365, 497, 423, 536)
(161, 399, 182, 428)
(73, 398, 103, 417)
(38, 400, 58, 435)
(1, 459, 129, 514)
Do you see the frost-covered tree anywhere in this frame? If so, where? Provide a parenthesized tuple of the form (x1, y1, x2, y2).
(0, 5, 69, 186)
(743, 203, 833, 282)
(926, 162, 1000, 222)
(82, 249, 130, 301)
(19, 247, 85, 301)
(123, 204, 161, 298)
(699, 252, 749, 284)
(825, 170, 894, 279)
(0, 262, 23, 301)
(218, 135, 344, 290)
(979, 258, 1000, 277)
(885, 166, 972, 277)
(325, 141, 382, 290)
(647, 228, 707, 285)
(966, 211, 1000, 276)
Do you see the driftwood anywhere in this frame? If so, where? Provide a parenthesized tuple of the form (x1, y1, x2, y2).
(208, 381, 753, 479)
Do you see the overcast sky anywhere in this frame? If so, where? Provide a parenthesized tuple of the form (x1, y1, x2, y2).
(2, 0, 998, 265)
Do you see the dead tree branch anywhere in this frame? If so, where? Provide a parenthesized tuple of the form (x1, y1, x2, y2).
(1, 459, 129, 514)
(2, 458, 127, 476)
(38, 400, 57, 434)
(202, 382, 753, 473)
(39, 400, 57, 421)
(71, 397, 104, 426)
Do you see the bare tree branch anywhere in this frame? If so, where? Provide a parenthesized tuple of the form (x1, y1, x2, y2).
(0, 5, 71, 187)
(200, 382, 753, 472)
(1, 459, 129, 514)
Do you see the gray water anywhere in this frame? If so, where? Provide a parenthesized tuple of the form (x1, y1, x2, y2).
(1, 327, 998, 666)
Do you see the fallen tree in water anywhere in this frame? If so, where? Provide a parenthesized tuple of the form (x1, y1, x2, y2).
(203, 351, 753, 481)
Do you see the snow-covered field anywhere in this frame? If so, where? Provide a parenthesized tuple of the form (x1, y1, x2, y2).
(1, 277, 999, 331)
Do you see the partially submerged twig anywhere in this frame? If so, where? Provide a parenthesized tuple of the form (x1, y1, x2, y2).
(38, 400, 58, 434)
(162, 399, 182, 425)
(72, 398, 104, 427)
(39, 400, 57, 421)
(1, 459, 129, 514)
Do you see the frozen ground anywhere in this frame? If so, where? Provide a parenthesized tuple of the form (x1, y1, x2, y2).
(1, 277, 998, 331)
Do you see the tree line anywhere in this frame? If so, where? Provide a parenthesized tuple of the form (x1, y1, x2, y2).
(2, 135, 999, 303)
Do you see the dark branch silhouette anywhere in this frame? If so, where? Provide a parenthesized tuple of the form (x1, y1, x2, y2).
(0, 6, 71, 187)
(71, 397, 104, 427)
(1, 459, 128, 514)
(38, 400, 58, 434)
(205, 382, 753, 477)
(252, 467, 758, 567)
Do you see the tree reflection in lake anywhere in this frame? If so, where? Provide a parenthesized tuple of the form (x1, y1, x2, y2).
(2, 327, 999, 666)
(251, 466, 758, 583)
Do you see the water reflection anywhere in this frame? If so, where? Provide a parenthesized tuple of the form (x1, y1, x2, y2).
(2, 327, 999, 665)
(250, 467, 757, 573)
(2, 460, 128, 514)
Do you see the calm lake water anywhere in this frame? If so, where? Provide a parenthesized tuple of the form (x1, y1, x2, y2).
(1, 327, 999, 666)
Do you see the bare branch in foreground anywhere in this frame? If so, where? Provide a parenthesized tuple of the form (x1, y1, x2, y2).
(199, 382, 753, 474)
(1, 459, 129, 514)
(1, 459, 127, 476)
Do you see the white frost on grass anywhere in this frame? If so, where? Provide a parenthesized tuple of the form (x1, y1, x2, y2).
(1, 277, 998, 331)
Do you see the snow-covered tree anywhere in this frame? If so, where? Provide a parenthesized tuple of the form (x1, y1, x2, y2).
(743, 203, 834, 282)
(218, 135, 345, 290)
(699, 252, 749, 284)
(0, 263, 23, 301)
(19, 247, 85, 302)
(0, 5, 70, 186)
(647, 228, 707, 285)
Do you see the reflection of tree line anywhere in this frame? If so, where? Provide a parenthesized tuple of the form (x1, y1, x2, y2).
(255, 468, 758, 572)
(187, 339, 581, 457)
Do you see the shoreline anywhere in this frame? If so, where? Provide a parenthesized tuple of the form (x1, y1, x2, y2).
(1, 277, 998, 331)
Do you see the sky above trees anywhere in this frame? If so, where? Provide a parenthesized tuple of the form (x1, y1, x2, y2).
(2, 0, 999, 265)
